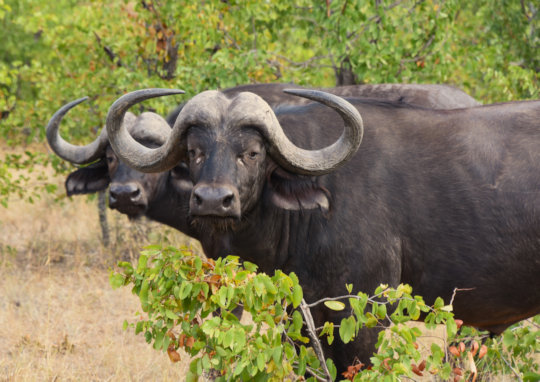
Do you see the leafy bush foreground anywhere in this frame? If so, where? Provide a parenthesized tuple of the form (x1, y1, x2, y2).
(111, 245, 540, 381)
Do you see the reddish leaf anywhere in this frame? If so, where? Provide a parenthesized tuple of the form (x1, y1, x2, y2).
(185, 336, 195, 349)
(454, 367, 463, 376)
(471, 340, 479, 356)
(459, 342, 466, 354)
(205, 274, 221, 284)
(478, 344, 488, 359)
(418, 359, 426, 371)
(178, 333, 186, 347)
(412, 364, 423, 376)
(449, 345, 461, 357)
(455, 319, 464, 329)
(341, 360, 364, 380)
(353, 362, 364, 372)
(167, 344, 181, 363)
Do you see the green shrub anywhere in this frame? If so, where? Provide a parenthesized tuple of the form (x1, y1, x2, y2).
(111, 244, 540, 381)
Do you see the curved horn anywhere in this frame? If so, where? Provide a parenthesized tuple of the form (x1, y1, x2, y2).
(276, 89, 363, 175)
(106, 88, 185, 173)
(232, 89, 364, 176)
(46, 97, 110, 164)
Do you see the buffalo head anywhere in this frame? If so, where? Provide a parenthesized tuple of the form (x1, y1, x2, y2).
(46, 97, 192, 219)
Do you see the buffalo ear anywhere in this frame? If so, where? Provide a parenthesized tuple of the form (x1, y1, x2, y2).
(65, 160, 110, 196)
(266, 167, 330, 212)
(170, 162, 193, 192)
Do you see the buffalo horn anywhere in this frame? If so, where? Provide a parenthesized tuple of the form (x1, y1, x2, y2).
(46, 97, 113, 164)
(262, 89, 364, 175)
(105, 88, 185, 173)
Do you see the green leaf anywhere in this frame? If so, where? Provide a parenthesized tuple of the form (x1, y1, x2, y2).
(165, 309, 177, 320)
(135, 321, 144, 335)
(109, 273, 125, 289)
(137, 254, 148, 273)
(243, 261, 258, 272)
(153, 329, 164, 350)
(291, 310, 303, 333)
(324, 300, 345, 311)
(179, 281, 193, 300)
(339, 316, 356, 343)
(446, 318, 458, 338)
(326, 358, 337, 381)
(292, 284, 303, 308)
(140, 280, 150, 311)
(366, 313, 378, 328)
(523, 372, 540, 382)
(376, 303, 387, 319)
(257, 352, 266, 372)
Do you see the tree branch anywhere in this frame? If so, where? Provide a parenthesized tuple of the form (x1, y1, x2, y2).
(449, 287, 476, 306)
(300, 299, 333, 382)
(93, 32, 123, 67)
(500, 353, 523, 382)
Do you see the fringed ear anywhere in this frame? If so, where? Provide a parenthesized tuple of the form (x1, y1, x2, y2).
(266, 167, 330, 212)
(169, 162, 193, 192)
(65, 159, 110, 196)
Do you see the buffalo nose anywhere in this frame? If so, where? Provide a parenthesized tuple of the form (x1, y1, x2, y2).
(190, 184, 240, 217)
(109, 183, 142, 205)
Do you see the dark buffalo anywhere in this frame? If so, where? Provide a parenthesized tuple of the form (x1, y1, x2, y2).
(48, 83, 478, 231)
(165, 83, 480, 125)
(106, 88, 540, 372)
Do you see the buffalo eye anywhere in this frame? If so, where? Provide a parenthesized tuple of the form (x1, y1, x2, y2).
(238, 151, 259, 162)
(188, 149, 205, 165)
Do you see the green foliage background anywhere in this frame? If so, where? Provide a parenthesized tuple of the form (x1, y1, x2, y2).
(0, 0, 538, 200)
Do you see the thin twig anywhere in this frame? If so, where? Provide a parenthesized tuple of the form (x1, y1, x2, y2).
(449, 287, 476, 306)
(500, 354, 523, 382)
(304, 365, 328, 382)
(93, 32, 124, 67)
(300, 299, 333, 382)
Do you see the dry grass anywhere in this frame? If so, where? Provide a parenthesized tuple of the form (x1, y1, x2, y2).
(0, 267, 190, 381)
(1, 147, 194, 381)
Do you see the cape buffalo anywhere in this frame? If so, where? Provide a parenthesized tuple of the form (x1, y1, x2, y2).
(105, 88, 540, 372)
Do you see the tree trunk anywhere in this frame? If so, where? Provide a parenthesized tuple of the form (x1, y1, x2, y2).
(98, 190, 110, 247)
(335, 57, 361, 86)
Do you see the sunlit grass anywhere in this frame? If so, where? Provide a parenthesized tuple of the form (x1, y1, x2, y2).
(0, 147, 195, 380)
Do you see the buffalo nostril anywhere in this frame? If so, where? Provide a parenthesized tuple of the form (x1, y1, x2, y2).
(130, 188, 140, 198)
(222, 194, 234, 208)
(195, 194, 203, 206)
